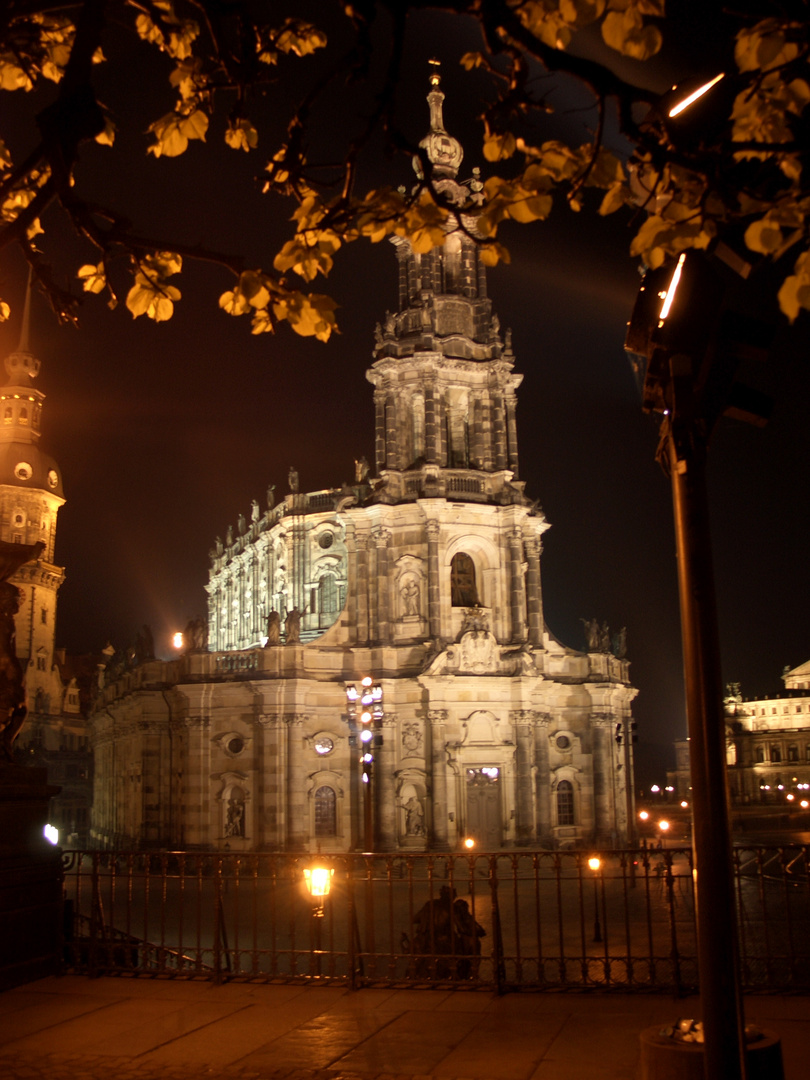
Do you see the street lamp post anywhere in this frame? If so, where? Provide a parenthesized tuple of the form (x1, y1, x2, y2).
(587, 856, 602, 943)
(624, 245, 773, 1080)
(345, 677, 383, 851)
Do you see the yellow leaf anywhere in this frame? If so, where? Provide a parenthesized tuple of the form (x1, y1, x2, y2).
(602, 9, 662, 60)
(274, 19, 327, 57)
(77, 262, 107, 294)
(744, 218, 783, 254)
(0, 56, 33, 91)
(126, 280, 180, 322)
(0, 300, 9, 322)
(598, 181, 626, 216)
(460, 52, 486, 70)
(478, 242, 511, 267)
(225, 118, 258, 152)
(508, 193, 553, 223)
(776, 273, 810, 323)
(483, 128, 517, 162)
(95, 117, 116, 146)
(251, 309, 274, 334)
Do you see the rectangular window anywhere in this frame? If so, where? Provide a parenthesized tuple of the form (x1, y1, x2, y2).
(40, 608, 47, 624)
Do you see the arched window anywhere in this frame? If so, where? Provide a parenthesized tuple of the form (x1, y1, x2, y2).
(450, 552, 478, 607)
(3, 407, 11, 424)
(314, 786, 337, 837)
(755, 747, 765, 763)
(557, 780, 574, 826)
(319, 573, 338, 614)
(19, 407, 28, 424)
(771, 745, 782, 763)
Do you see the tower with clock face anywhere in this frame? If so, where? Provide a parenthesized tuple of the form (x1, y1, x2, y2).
(0, 290, 65, 716)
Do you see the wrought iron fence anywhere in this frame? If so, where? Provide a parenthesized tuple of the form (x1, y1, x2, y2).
(60, 846, 810, 992)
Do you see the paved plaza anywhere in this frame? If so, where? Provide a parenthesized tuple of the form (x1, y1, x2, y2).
(1, 976, 809, 1080)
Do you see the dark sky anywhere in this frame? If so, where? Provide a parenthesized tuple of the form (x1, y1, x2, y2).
(0, 5, 808, 787)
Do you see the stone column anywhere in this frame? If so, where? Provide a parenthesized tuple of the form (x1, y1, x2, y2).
(374, 391, 386, 472)
(285, 714, 307, 850)
(492, 393, 507, 470)
(183, 716, 211, 847)
(524, 535, 543, 647)
(256, 715, 282, 849)
(373, 528, 391, 645)
(356, 536, 370, 645)
(514, 712, 535, 846)
(385, 392, 398, 470)
(508, 529, 527, 643)
(471, 398, 484, 468)
(426, 521, 441, 639)
(591, 714, 613, 843)
(506, 391, 519, 477)
(534, 714, 552, 845)
(424, 382, 438, 463)
(376, 712, 397, 850)
(428, 709, 449, 850)
(367, 538, 379, 645)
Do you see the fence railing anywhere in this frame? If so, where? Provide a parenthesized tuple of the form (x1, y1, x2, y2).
(60, 846, 810, 992)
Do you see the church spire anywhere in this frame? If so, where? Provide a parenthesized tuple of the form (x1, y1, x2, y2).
(416, 60, 463, 180)
(4, 271, 41, 387)
(366, 66, 524, 505)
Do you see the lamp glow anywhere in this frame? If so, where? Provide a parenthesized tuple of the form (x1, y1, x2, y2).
(303, 865, 333, 898)
(464, 837, 475, 850)
(659, 819, 670, 832)
(43, 823, 58, 845)
(172, 632, 184, 649)
(668, 73, 725, 118)
(588, 856, 601, 872)
(639, 810, 649, 821)
(658, 253, 686, 323)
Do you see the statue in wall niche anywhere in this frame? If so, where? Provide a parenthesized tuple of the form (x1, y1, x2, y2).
(403, 795, 425, 836)
(224, 798, 245, 838)
(266, 610, 281, 644)
(612, 626, 627, 660)
(284, 608, 302, 644)
(400, 576, 420, 617)
(355, 455, 370, 483)
(0, 539, 44, 761)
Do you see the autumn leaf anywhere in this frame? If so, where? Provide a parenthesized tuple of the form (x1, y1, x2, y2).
(225, 118, 258, 152)
(77, 262, 107, 294)
(602, 5, 662, 61)
(274, 19, 327, 57)
(0, 299, 9, 321)
(148, 110, 208, 157)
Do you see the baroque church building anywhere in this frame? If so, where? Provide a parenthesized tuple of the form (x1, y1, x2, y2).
(90, 78, 638, 853)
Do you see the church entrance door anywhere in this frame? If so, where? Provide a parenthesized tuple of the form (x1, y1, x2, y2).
(465, 768, 502, 850)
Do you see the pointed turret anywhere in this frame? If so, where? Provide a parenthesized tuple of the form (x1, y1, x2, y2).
(0, 280, 65, 713)
(367, 66, 524, 507)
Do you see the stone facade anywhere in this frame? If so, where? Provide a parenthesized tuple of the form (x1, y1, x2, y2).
(2, 289, 94, 842)
(670, 660, 810, 804)
(89, 76, 638, 853)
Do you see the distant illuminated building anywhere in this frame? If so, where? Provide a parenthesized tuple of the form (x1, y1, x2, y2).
(669, 660, 810, 805)
(1, 285, 94, 841)
(90, 76, 638, 853)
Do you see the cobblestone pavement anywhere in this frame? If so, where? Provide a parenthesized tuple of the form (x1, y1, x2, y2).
(2, 976, 810, 1080)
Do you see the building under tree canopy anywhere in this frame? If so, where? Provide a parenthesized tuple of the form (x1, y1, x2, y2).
(89, 77, 638, 853)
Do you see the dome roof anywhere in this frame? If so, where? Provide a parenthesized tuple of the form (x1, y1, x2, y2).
(0, 441, 64, 498)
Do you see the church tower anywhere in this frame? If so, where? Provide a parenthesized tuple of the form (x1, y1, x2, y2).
(91, 71, 637, 854)
(0, 286, 66, 713)
(370, 68, 524, 513)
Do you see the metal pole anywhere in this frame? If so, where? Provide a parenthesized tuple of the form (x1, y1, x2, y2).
(664, 418, 747, 1080)
(592, 873, 602, 943)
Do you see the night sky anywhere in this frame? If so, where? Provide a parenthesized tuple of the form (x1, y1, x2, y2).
(0, 5, 808, 787)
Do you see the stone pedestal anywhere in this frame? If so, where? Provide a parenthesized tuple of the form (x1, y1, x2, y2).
(0, 763, 63, 990)
(639, 1026, 783, 1080)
